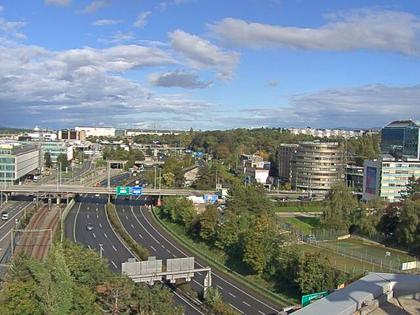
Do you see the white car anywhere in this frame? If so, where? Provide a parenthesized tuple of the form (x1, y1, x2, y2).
(1, 212, 9, 221)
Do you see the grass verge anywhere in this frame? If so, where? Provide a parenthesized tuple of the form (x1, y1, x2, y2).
(106, 202, 149, 260)
(152, 206, 295, 307)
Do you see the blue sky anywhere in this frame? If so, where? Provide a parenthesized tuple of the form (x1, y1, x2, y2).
(0, 0, 419, 130)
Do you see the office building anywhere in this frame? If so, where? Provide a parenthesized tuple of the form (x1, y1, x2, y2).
(40, 142, 73, 163)
(346, 164, 364, 193)
(371, 120, 420, 202)
(291, 141, 344, 193)
(381, 120, 420, 160)
(75, 127, 115, 138)
(277, 144, 299, 182)
(58, 129, 86, 141)
(0, 143, 40, 183)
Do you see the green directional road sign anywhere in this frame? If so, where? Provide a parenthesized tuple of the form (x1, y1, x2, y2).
(301, 291, 329, 307)
(116, 186, 130, 196)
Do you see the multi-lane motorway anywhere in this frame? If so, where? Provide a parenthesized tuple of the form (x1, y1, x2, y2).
(64, 189, 205, 314)
(115, 197, 283, 315)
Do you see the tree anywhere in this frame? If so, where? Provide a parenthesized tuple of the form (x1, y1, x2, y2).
(196, 205, 219, 242)
(44, 152, 52, 168)
(321, 182, 358, 230)
(57, 153, 70, 171)
(294, 253, 340, 295)
(242, 214, 278, 274)
(215, 211, 240, 250)
(396, 199, 420, 246)
(402, 176, 420, 200)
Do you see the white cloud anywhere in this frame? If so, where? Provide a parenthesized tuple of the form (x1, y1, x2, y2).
(169, 29, 239, 79)
(101, 31, 136, 44)
(0, 5, 4, 12)
(239, 85, 420, 128)
(209, 10, 420, 55)
(92, 19, 123, 26)
(0, 17, 26, 40)
(82, 0, 109, 14)
(44, 0, 71, 6)
(149, 71, 212, 89)
(133, 11, 151, 29)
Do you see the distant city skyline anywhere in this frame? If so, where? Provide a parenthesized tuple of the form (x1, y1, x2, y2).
(0, 1, 419, 129)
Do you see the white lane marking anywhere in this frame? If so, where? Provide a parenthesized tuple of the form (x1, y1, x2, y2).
(229, 304, 244, 314)
(87, 206, 89, 210)
(130, 224, 134, 228)
(217, 285, 223, 291)
(73, 202, 82, 242)
(96, 208, 98, 212)
(104, 232, 108, 238)
(88, 245, 92, 250)
(197, 272, 203, 276)
(96, 214, 99, 219)
(161, 245, 165, 249)
(87, 214, 90, 219)
(92, 232, 96, 239)
(99, 223, 102, 228)
(137, 206, 279, 313)
(258, 311, 265, 315)
(112, 245, 117, 252)
(193, 280, 201, 286)
(122, 208, 125, 213)
(166, 249, 171, 254)
(173, 291, 206, 315)
(242, 301, 251, 307)
(229, 292, 236, 298)
(130, 206, 162, 245)
(150, 246, 156, 252)
(138, 233, 143, 239)
(125, 215, 129, 220)
(111, 261, 117, 269)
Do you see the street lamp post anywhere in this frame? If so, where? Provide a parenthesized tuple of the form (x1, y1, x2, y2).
(99, 243, 104, 259)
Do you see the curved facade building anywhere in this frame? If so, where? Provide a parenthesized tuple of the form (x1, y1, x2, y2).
(291, 141, 344, 192)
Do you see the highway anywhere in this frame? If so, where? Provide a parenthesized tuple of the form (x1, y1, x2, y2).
(64, 193, 204, 315)
(116, 197, 283, 315)
(0, 199, 32, 264)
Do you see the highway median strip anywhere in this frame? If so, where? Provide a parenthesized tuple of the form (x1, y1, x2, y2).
(151, 206, 292, 307)
(106, 202, 149, 260)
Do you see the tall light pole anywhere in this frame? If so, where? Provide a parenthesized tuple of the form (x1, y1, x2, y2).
(99, 243, 104, 259)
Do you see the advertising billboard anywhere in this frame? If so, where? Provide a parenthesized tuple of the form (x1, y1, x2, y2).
(365, 166, 377, 195)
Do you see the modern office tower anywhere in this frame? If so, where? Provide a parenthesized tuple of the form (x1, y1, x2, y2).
(291, 141, 344, 193)
(0, 143, 40, 183)
(376, 120, 420, 201)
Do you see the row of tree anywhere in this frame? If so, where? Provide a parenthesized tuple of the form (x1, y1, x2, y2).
(0, 241, 183, 314)
(160, 183, 350, 296)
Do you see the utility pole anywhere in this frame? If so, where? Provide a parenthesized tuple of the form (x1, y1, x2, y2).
(154, 166, 157, 189)
(99, 243, 103, 259)
(158, 167, 161, 191)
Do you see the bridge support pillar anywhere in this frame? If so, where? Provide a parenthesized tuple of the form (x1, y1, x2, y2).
(56, 195, 61, 206)
(203, 269, 212, 299)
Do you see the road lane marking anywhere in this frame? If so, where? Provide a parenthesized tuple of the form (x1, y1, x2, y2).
(229, 304, 244, 314)
(87, 214, 90, 219)
(130, 224, 135, 228)
(125, 215, 129, 220)
(229, 293, 236, 298)
(88, 245, 92, 250)
(112, 245, 117, 252)
(92, 232, 96, 239)
(99, 223, 102, 228)
(111, 261, 117, 269)
(258, 311, 265, 315)
(217, 285, 223, 291)
(197, 272, 202, 276)
(161, 245, 165, 249)
(73, 202, 82, 242)
(242, 301, 251, 307)
(166, 249, 171, 254)
(104, 233, 108, 238)
(130, 206, 162, 245)
(138, 233, 143, 239)
(96, 214, 99, 219)
(150, 246, 156, 252)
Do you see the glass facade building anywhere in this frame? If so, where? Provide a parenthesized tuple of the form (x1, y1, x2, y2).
(0, 144, 40, 183)
(381, 120, 420, 160)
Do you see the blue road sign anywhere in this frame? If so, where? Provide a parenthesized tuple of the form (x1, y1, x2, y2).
(131, 186, 143, 196)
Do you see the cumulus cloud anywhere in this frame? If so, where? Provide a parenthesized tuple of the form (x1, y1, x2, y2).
(240, 85, 420, 128)
(149, 71, 212, 89)
(169, 29, 239, 79)
(45, 0, 71, 6)
(81, 0, 109, 14)
(0, 17, 26, 40)
(92, 19, 123, 26)
(133, 11, 151, 29)
(0, 41, 214, 128)
(209, 10, 420, 55)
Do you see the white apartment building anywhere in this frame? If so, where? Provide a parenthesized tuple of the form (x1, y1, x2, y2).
(75, 127, 115, 138)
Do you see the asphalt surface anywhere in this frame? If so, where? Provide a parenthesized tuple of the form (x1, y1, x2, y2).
(116, 196, 284, 315)
(0, 200, 32, 264)
(64, 192, 204, 314)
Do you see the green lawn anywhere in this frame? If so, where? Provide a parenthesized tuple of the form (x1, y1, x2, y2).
(278, 216, 321, 235)
(274, 202, 326, 213)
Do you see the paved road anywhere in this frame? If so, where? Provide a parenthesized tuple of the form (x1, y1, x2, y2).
(116, 197, 284, 315)
(0, 200, 32, 263)
(64, 194, 204, 315)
